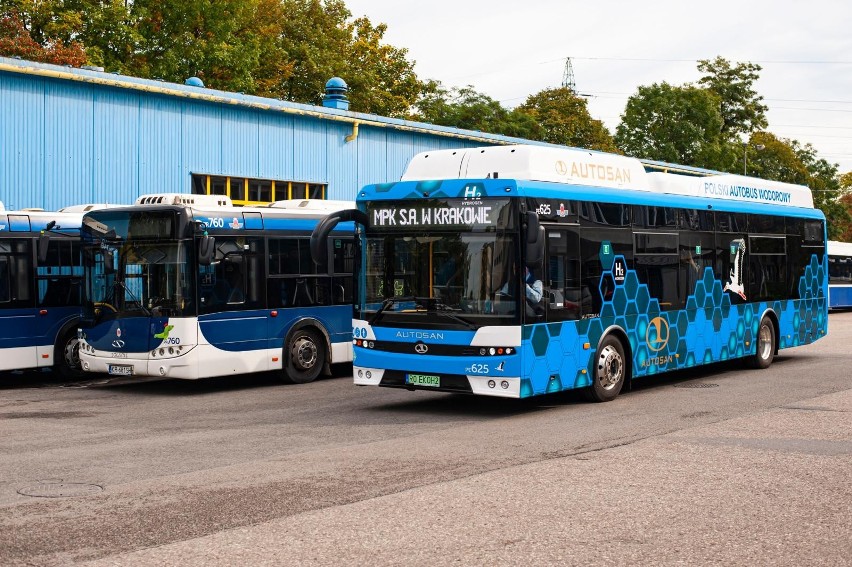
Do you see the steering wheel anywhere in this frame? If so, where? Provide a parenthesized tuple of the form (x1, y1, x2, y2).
(94, 302, 117, 313)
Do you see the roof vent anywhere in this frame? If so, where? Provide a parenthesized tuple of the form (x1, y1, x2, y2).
(185, 76, 204, 87)
(322, 77, 349, 110)
(134, 193, 233, 207)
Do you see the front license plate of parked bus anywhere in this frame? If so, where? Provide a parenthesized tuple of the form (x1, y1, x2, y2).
(406, 373, 440, 387)
(108, 365, 133, 376)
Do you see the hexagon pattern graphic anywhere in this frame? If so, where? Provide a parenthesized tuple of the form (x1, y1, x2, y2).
(518, 244, 828, 397)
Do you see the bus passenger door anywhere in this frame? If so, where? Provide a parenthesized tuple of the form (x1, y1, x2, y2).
(545, 228, 582, 322)
(0, 239, 37, 371)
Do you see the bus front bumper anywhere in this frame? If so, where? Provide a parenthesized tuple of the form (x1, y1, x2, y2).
(354, 366, 521, 398)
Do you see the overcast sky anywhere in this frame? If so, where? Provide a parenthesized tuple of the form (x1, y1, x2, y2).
(345, 0, 852, 174)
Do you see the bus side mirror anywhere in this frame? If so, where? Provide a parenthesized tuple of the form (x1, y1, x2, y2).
(38, 233, 50, 263)
(310, 208, 367, 266)
(198, 235, 215, 266)
(525, 212, 544, 266)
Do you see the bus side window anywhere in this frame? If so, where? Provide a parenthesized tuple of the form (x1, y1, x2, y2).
(0, 257, 9, 302)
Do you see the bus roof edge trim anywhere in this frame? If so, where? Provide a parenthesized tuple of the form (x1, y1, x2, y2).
(401, 145, 814, 209)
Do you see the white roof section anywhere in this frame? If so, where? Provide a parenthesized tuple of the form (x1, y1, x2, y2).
(267, 199, 355, 212)
(401, 145, 815, 209)
(402, 145, 649, 191)
(647, 173, 814, 208)
(828, 241, 852, 257)
(58, 203, 120, 213)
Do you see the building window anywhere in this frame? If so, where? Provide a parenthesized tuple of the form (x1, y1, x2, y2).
(191, 174, 327, 207)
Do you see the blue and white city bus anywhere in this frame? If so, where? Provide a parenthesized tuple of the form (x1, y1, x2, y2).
(827, 240, 852, 309)
(0, 202, 114, 377)
(312, 145, 828, 401)
(77, 194, 355, 382)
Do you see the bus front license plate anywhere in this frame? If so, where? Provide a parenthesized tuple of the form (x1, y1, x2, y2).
(406, 373, 440, 387)
(108, 365, 133, 376)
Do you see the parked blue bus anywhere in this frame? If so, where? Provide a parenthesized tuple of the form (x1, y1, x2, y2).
(0, 202, 115, 377)
(77, 194, 355, 382)
(828, 240, 852, 309)
(312, 145, 828, 401)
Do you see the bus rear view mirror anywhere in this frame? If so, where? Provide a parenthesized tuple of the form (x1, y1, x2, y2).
(198, 235, 215, 266)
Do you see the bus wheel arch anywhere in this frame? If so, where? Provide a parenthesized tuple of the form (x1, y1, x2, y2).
(54, 320, 84, 379)
(282, 318, 331, 384)
(747, 309, 778, 369)
(587, 328, 631, 402)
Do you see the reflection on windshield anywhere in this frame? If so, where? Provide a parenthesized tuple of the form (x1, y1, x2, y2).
(84, 241, 193, 319)
(359, 232, 519, 328)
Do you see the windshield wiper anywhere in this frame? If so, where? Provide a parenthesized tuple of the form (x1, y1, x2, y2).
(114, 280, 152, 316)
(434, 307, 477, 330)
(368, 296, 425, 325)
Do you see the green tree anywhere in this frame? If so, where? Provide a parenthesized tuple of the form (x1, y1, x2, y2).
(129, 0, 286, 93)
(837, 172, 852, 241)
(66, 0, 141, 74)
(276, 0, 424, 115)
(413, 83, 537, 138)
(615, 82, 724, 167)
(697, 56, 768, 137)
(0, 9, 86, 65)
(516, 87, 618, 152)
(746, 131, 849, 239)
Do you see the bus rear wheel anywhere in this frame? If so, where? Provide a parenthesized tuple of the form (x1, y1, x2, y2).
(587, 335, 627, 402)
(54, 328, 84, 379)
(283, 328, 326, 384)
(747, 316, 775, 369)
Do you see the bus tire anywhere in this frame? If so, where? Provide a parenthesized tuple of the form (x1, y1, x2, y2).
(587, 335, 627, 402)
(747, 316, 775, 369)
(283, 328, 326, 384)
(54, 327, 83, 379)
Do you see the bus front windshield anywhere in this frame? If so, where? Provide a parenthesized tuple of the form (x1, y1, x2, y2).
(359, 231, 520, 329)
(83, 240, 194, 320)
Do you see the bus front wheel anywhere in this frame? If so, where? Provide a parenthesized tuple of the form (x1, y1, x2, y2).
(54, 328, 83, 379)
(747, 316, 775, 369)
(587, 335, 627, 402)
(283, 328, 326, 384)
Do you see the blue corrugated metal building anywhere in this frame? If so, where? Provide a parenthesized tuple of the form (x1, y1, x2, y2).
(0, 56, 543, 210)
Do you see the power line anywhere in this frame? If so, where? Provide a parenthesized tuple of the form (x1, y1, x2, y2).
(541, 56, 852, 65)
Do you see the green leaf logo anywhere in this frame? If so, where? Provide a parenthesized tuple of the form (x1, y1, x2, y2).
(154, 324, 175, 340)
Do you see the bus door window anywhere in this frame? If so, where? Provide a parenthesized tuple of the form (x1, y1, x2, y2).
(678, 210, 715, 305)
(0, 255, 9, 302)
(581, 201, 632, 314)
(200, 238, 258, 313)
(37, 239, 81, 307)
(268, 237, 324, 308)
(749, 235, 786, 301)
(634, 232, 680, 310)
(331, 237, 355, 305)
(545, 228, 581, 322)
(0, 239, 32, 306)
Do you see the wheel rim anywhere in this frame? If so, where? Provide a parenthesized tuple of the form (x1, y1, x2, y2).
(758, 323, 772, 360)
(596, 344, 623, 390)
(291, 335, 318, 371)
(63, 337, 81, 370)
